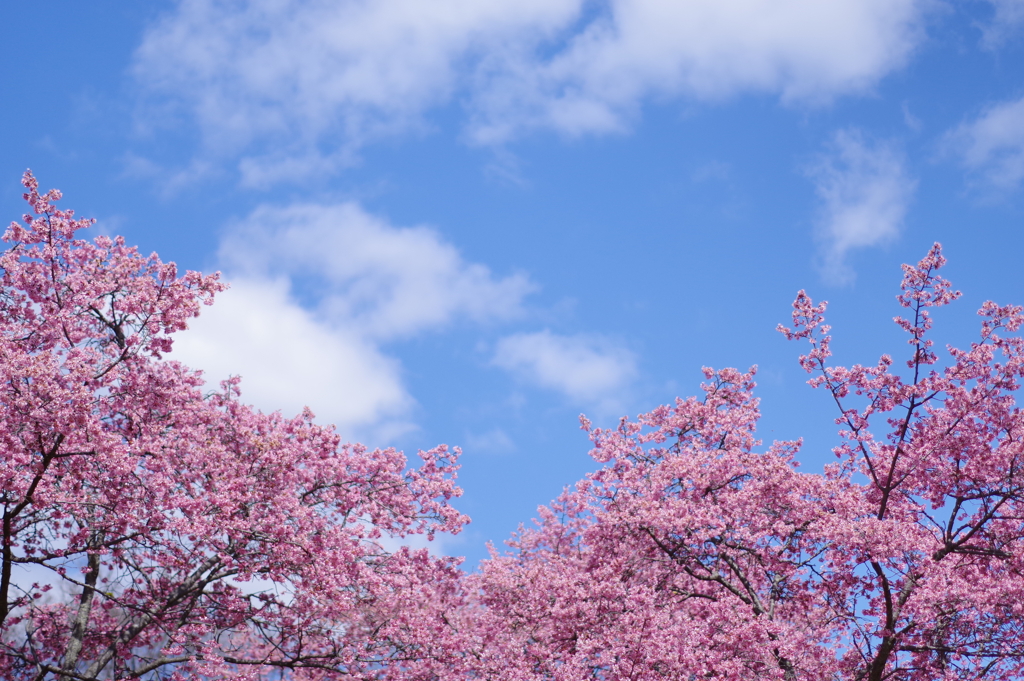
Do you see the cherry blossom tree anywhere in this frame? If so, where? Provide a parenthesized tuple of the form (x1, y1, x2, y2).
(9, 171, 1024, 681)
(468, 245, 1024, 680)
(0, 172, 468, 680)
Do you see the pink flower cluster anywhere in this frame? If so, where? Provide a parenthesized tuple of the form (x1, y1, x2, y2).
(0, 173, 467, 680)
(464, 244, 1024, 680)
(4, 174, 1024, 680)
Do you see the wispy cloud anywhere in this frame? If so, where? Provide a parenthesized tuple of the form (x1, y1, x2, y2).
(978, 0, 1024, 49)
(463, 427, 516, 456)
(133, 0, 930, 183)
(492, 330, 636, 412)
(172, 201, 535, 441)
(467, 0, 928, 143)
(945, 95, 1024, 193)
(217, 202, 534, 339)
(808, 130, 916, 284)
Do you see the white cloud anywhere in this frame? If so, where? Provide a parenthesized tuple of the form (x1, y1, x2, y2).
(945, 95, 1024, 192)
(171, 201, 534, 440)
(217, 202, 533, 340)
(133, 0, 579, 180)
(468, 0, 928, 143)
(492, 330, 635, 409)
(808, 130, 916, 284)
(133, 0, 930, 179)
(172, 277, 413, 441)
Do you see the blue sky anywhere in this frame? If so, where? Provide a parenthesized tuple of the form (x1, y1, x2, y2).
(3, 0, 1024, 566)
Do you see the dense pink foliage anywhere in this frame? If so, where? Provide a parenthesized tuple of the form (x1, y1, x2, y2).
(468, 245, 1024, 680)
(0, 173, 467, 680)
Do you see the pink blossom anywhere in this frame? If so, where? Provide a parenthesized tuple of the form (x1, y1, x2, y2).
(466, 244, 1024, 680)
(0, 173, 468, 680)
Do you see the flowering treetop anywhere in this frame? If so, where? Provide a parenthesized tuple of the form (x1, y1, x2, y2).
(7, 171, 1024, 681)
(465, 244, 1024, 680)
(0, 172, 468, 681)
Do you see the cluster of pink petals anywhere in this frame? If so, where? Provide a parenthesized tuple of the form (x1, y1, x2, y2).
(0, 173, 468, 680)
(462, 245, 1024, 680)
(5, 174, 1024, 681)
